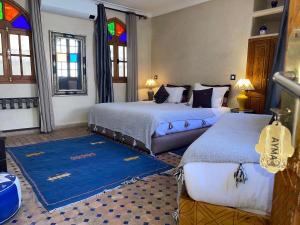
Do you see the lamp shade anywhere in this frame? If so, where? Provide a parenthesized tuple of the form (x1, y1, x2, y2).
(235, 79, 255, 91)
(145, 79, 156, 88)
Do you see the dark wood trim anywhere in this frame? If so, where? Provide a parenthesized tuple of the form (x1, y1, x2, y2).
(113, 77, 127, 83)
(249, 34, 278, 41)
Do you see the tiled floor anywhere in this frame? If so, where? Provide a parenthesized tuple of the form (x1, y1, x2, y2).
(5, 126, 181, 225)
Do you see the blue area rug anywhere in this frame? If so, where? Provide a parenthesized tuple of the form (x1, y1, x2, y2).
(8, 135, 173, 211)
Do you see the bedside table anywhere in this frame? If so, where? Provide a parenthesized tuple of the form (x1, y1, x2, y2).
(231, 108, 255, 114)
(0, 133, 7, 172)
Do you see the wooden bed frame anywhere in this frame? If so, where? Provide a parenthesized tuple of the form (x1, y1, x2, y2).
(92, 125, 209, 155)
(179, 191, 270, 225)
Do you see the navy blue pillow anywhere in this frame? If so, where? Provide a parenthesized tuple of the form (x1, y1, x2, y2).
(192, 88, 213, 108)
(154, 85, 169, 104)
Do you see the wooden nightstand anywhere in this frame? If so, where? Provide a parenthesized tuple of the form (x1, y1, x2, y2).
(0, 133, 7, 172)
(231, 108, 255, 114)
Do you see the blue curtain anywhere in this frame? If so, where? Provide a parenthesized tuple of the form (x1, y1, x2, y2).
(95, 4, 114, 103)
(264, 0, 290, 113)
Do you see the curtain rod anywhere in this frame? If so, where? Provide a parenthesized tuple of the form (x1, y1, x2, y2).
(104, 6, 147, 19)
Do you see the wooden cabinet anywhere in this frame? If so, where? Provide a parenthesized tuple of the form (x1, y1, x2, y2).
(288, 0, 300, 37)
(245, 36, 278, 114)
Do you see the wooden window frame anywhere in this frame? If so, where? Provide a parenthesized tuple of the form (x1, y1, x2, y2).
(0, 0, 35, 84)
(108, 17, 127, 83)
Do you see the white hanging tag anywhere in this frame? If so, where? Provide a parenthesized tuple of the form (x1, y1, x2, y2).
(256, 121, 295, 174)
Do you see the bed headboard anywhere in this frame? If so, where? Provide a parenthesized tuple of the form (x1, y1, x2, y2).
(201, 84, 231, 107)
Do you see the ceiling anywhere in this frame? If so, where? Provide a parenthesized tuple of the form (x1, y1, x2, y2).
(96, 0, 211, 17)
(41, 0, 211, 20)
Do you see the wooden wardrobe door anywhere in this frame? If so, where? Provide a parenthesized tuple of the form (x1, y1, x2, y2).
(246, 37, 277, 114)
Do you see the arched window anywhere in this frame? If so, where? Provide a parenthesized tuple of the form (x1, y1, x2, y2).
(107, 17, 127, 83)
(0, 0, 34, 84)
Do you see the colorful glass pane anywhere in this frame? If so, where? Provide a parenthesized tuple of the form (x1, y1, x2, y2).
(108, 22, 115, 36)
(12, 15, 31, 30)
(108, 34, 112, 41)
(57, 53, 67, 62)
(70, 53, 78, 63)
(120, 32, 127, 43)
(0, 2, 3, 20)
(4, 3, 19, 22)
(116, 22, 124, 37)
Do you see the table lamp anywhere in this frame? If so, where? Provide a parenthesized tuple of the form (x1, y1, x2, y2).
(145, 79, 157, 100)
(235, 78, 255, 111)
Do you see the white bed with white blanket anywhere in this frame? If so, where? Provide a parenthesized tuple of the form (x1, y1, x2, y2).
(89, 101, 229, 154)
(178, 113, 274, 216)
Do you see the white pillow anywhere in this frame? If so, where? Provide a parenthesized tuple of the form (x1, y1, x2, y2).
(189, 83, 228, 108)
(165, 86, 185, 103)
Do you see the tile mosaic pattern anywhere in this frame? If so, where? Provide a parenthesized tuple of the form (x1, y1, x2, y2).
(5, 126, 182, 225)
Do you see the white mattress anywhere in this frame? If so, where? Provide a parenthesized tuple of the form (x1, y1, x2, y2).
(154, 107, 230, 137)
(184, 162, 274, 215)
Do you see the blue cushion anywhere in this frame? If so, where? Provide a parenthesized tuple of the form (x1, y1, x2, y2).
(0, 173, 21, 224)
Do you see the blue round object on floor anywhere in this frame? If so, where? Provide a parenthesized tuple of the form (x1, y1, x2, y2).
(0, 173, 21, 224)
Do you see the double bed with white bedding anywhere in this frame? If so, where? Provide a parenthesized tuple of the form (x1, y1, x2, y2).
(178, 113, 274, 215)
(89, 101, 230, 154)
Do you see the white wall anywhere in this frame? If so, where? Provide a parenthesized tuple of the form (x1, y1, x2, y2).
(0, 84, 39, 130)
(151, 0, 254, 107)
(0, 1, 152, 131)
(0, 0, 39, 131)
(138, 18, 152, 101)
(41, 12, 96, 127)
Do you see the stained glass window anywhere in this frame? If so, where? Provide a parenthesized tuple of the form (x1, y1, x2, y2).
(120, 32, 127, 44)
(70, 53, 78, 63)
(116, 23, 124, 37)
(108, 21, 115, 36)
(0, 2, 3, 20)
(0, 0, 34, 84)
(107, 18, 127, 44)
(107, 18, 127, 83)
(4, 2, 18, 21)
(12, 15, 30, 30)
(0, 1, 31, 30)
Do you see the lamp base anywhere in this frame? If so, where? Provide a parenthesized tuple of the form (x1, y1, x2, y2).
(148, 90, 154, 101)
(237, 91, 248, 111)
